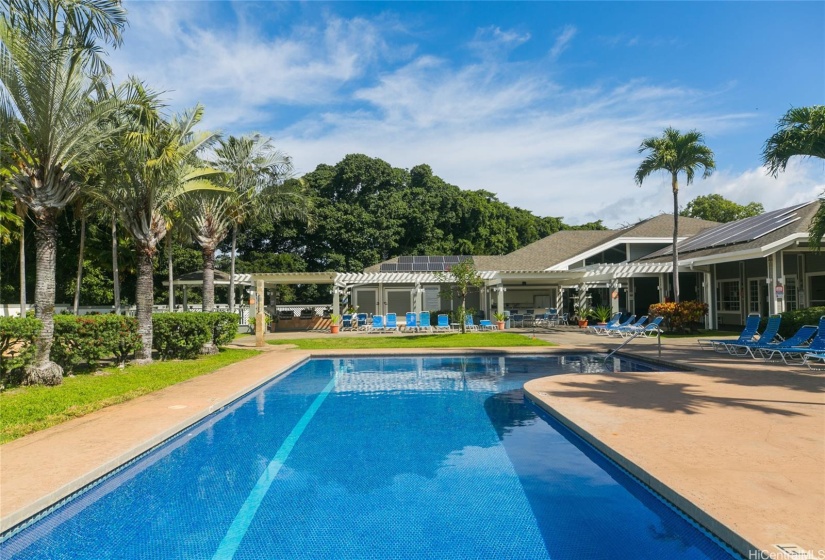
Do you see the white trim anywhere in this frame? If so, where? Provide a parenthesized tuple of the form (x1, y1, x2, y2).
(548, 236, 687, 271)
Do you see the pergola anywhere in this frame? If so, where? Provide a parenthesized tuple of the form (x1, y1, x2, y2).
(162, 271, 253, 310)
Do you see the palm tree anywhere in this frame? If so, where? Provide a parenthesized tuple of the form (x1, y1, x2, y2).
(97, 89, 220, 362)
(0, 1, 125, 384)
(181, 189, 230, 314)
(762, 106, 825, 248)
(635, 127, 715, 302)
(210, 134, 299, 313)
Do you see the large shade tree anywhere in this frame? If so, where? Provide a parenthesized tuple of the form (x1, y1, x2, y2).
(762, 105, 825, 248)
(635, 127, 715, 302)
(97, 90, 219, 362)
(0, 0, 126, 384)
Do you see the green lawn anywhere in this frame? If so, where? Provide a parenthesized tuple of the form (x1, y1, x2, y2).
(0, 348, 261, 444)
(268, 332, 553, 350)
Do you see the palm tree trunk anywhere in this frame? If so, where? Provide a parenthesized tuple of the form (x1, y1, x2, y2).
(135, 244, 155, 363)
(672, 173, 680, 304)
(73, 214, 86, 315)
(16, 201, 26, 315)
(228, 225, 237, 313)
(202, 246, 215, 312)
(167, 234, 174, 311)
(25, 207, 63, 385)
(112, 216, 121, 315)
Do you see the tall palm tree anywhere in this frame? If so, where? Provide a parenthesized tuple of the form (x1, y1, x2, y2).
(210, 134, 300, 313)
(182, 191, 231, 314)
(635, 127, 715, 302)
(0, 2, 125, 384)
(762, 106, 825, 248)
(97, 90, 220, 362)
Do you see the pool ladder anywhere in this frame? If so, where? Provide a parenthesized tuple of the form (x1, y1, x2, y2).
(603, 329, 662, 362)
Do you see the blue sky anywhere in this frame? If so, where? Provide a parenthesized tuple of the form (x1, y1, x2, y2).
(112, 1, 824, 227)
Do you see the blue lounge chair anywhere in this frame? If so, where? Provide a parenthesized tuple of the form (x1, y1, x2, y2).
(638, 316, 665, 337)
(698, 313, 761, 352)
(612, 315, 648, 337)
(369, 315, 385, 333)
(464, 315, 479, 331)
(341, 314, 354, 331)
(725, 315, 782, 355)
(594, 314, 636, 336)
(357, 313, 368, 331)
(760, 317, 825, 364)
(385, 313, 399, 332)
(802, 352, 825, 369)
(419, 312, 432, 333)
(436, 314, 451, 332)
(479, 319, 495, 331)
(587, 313, 622, 334)
(405, 312, 418, 332)
(730, 323, 815, 359)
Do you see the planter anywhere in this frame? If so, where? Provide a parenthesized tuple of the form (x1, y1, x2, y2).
(330, 325, 340, 334)
(497, 321, 505, 330)
(577, 319, 588, 328)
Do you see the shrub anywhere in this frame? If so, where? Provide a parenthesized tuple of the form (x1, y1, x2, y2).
(0, 316, 42, 381)
(52, 315, 141, 373)
(152, 312, 239, 360)
(761, 306, 825, 339)
(648, 300, 708, 332)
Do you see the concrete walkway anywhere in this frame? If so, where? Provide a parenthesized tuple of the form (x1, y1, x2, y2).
(1, 328, 822, 559)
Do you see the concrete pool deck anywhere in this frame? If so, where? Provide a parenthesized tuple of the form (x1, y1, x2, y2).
(1, 329, 822, 559)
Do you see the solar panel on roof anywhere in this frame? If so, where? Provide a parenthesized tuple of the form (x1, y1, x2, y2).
(414, 256, 428, 263)
(398, 263, 413, 271)
(429, 256, 445, 263)
(444, 256, 459, 263)
(398, 256, 414, 264)
(413, 263, 428, 271)
(380, 264, 398, 272)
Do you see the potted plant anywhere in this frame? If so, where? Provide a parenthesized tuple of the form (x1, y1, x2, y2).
(593, 305, 613, 325)
(574, 304, 593, 328)
(493, 311, 506, 330)
(329, 313, 340, 334)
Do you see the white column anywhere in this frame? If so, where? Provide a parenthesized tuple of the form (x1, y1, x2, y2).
(497, 285, 505, 312)
(255, 279, 265, 347)
(610, 280, 620, 314)
(704, 271, 714, 329)
(333, 286, 340, 316)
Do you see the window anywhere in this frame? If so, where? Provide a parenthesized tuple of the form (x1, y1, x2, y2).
(748, 280, 760, 314)
(785, 277, 797, 311)
(717, 281, 740, 312)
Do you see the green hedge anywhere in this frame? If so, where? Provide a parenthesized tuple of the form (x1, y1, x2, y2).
(52, 315, 142, 373)
(152, 312, 239, 360)
(759, 307, 825, 339)
(0, 316, 42, 380)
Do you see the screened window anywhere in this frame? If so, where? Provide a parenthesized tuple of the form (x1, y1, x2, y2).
(717, 281, 741, 312)
(785, 277, 797, 311)
(748, 280, 760, 314)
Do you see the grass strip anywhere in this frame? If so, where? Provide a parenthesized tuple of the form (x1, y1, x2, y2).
(267, 332, 552, 350)
(0, 348, 261, 444)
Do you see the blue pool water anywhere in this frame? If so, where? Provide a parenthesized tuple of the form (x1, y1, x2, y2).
(1, 354, 738, 559)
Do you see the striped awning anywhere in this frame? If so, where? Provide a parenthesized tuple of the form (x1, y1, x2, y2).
(335, 270, 499, 285)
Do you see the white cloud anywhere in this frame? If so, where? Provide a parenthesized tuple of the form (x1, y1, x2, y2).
(549, 25, 577, 60)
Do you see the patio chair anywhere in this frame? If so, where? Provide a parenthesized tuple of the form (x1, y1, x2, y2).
(405, 312, 418, 332)
(464, 315, 479, 331)
(436, 314, 452, 332)
(759, 317, 825, 364)
(510, 314, 524, 328)
(356, 313, 369, 331)
(638, 316, 665, 337)
(611, 315, 648, 337)
(802, 352, 825, 370)
(419, 312, 432, 333)
(725, 315, 782, 355)
(341, 314, 354, 331)
(591, 314, 634, 336)
(385, 313, 399, 332)
(479, 319, 495, 331)
(586, 312, 621, 334)
(698, 313, 761, 352)
(729, 323, 814, 359)
(369, 315, 385, 333)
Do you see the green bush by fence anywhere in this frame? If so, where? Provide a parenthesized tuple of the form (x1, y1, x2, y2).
(0, 316, 43, 381)
(52, 315, 142, 373)
(152, 312, 239, 360)
(760, 307, 825, 339)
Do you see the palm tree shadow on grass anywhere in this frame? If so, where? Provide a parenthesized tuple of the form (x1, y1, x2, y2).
(548, 375, 809, 416)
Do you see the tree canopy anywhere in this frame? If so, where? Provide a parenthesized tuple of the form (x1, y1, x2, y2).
(680, 194, 764, 223)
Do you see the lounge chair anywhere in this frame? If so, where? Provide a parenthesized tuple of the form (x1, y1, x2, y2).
(802, 352, 825, 370)
(760, 317, 825, 363)
(587, 313, 621, 334)
(464, 315, 479, 331)
(593, 314, 636, 336)
(729, 323, 815, 359)
(479, 319, 495, 331)
(385, 313, 399, 332)
(405, 312, 418, 332)
(698, 313, 761, 352)
(341, 314, 354, 331)
(612, 315, 648, 337)
(725, 315, 782, 355)
(356, 313, 369, 331)
(369, 315, 384, 333)
(419, 312, 432, 333)
(436, 314, 452, 332)
(638, 316, 665, 337)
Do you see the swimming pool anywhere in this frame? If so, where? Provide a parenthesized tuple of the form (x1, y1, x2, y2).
(1, 354, 737, 559)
